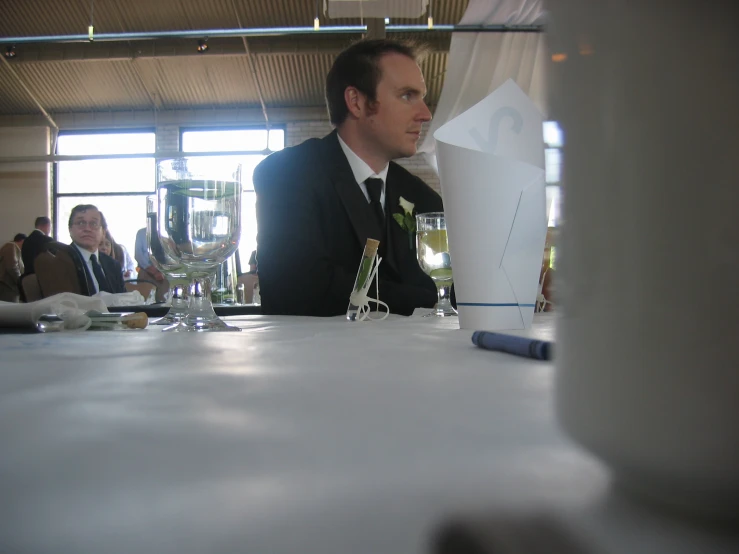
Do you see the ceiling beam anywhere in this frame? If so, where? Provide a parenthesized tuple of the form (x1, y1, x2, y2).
(3, 35, 452, 64)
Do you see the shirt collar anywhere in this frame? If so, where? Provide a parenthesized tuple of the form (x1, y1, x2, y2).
(73, 243, 98, 260)
(337, 133, 389, 186)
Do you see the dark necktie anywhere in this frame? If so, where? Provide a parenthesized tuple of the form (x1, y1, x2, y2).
(90, 254, 113, 293)
(365, 178, 385, 229)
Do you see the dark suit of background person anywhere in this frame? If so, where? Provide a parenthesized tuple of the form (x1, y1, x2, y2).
(86, 248, 126, 294)
(255, 131, 441, 316)
(22, 218, 53, 276)
(255, 39, 442, 316)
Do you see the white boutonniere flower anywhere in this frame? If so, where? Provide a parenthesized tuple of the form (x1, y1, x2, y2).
(393, 196, 416, 249)
(399, 196, 415, 216)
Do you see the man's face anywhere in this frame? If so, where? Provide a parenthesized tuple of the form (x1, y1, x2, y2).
(39, 223, 51, 235)
(357, 53, 432, 163)
(69, 209, 104, 251)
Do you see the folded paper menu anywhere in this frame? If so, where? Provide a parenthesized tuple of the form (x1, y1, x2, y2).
(435, 79, 547, 330)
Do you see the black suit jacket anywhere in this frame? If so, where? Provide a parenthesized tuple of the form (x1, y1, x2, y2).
(21, 229, 53, 276)
(71, 243, 126, 294)
(254, 130, 442, 316)
(99, 252, 126, 294)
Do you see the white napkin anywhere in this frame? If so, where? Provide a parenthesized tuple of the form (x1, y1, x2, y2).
(95, 291, 146, 307)
(434, 79, 547, 331)
(0, 293, 109, 331)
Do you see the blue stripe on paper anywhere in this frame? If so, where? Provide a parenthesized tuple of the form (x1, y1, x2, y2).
(457, 303, 536, 308)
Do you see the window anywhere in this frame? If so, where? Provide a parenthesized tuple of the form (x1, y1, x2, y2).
(543, 121, 563, 228)
(54, 130, 156, 262)
(180, 127, 285, 273)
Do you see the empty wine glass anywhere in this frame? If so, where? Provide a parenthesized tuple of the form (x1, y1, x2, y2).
(145, 195, 190, 328)
(416, 212, 457, 317)
(156, 157, 242, 332)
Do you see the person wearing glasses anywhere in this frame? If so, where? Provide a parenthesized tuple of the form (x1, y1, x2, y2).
(68, 204, 125, 294)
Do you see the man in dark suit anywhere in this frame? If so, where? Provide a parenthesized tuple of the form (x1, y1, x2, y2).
(67, 204, 125, 294)
(254, 39, 442, 316)
(21, 216, 53, 276)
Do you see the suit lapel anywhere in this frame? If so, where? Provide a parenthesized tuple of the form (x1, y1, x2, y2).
(324, 132, 385, 248)
(383, 166, 411, 274)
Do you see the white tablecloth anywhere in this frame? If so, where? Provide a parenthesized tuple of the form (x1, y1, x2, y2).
(0, 314, 735, 553)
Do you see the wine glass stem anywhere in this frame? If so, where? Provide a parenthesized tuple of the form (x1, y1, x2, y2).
(170, 282, 188, 313)
(437, 284, 453, 316)
(188, 274, 218, 321)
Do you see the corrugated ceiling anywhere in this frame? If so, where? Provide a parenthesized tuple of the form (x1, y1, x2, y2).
(0, 0, 469, 118)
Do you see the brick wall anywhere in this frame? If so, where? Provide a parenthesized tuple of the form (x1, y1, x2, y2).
(285, 120, 441, 193)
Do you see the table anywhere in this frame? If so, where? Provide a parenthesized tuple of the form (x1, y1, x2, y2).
(0, 315, 736, 553)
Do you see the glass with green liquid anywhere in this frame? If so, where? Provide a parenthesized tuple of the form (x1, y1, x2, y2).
(416, 212, 457, 317)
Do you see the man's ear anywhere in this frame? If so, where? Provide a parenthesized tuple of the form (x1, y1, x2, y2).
(344, 86, 364, 119)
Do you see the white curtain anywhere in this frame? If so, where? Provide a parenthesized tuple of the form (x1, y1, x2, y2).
(419, 0, 548, 172)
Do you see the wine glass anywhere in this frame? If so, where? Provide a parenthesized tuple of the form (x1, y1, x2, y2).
(416, 212, 457, 317)
(145, 195, 190, 328)
(156, 157, 242, 332)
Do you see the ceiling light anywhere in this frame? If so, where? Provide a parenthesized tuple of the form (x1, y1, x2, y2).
(197, 39, 209, 53)
(4, 45, 16, 59)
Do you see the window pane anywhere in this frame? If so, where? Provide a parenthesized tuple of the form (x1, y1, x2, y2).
(56, 131, 155, 194)
(546, 186, 562, 228)
(545, 148, 561, 184)
(268, 129, 285, 152)
(56, 195, 148, 261)
(57, 132, 155, 155)
(182, 129, 272, 152)
(543, 121, 563, 148)
(180, 128, 285, 274)
(58, 158, 155, 194)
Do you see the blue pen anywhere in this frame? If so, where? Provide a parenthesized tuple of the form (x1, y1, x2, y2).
(471, 331, 553, 361)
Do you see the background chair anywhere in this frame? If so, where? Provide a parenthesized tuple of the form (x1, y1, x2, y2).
(124, 279, 157, 301)
(20, 274, 43, 302)
(34, 242, 92, 298)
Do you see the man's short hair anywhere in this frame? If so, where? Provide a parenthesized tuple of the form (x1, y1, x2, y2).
(13, 233, 27, 242)
(68, 204, 100, 228)
(325, 39, 423, 127)
(34, 216, 50, 228)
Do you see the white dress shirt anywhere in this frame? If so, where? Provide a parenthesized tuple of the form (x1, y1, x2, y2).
(337, 134, 389, 213)
(73, 243, 104, 293)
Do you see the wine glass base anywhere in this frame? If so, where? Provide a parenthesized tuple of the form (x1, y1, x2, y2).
(152, 310, 187, 326)
(181, 315, 241, 332)
(161, 320, 191, 332)
(425, 307, 458, 317)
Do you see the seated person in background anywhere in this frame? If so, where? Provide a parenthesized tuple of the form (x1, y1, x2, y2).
(0, 233, 26, 302)
(253, 39, 442, 316)
(100, 230, 135, 279)
(21, 216, 52, 276)
(120, 245, 136, 279)
(134, 227, 169, 302)
(247, 250, 258, 274)
(68, 204, 125, 294)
